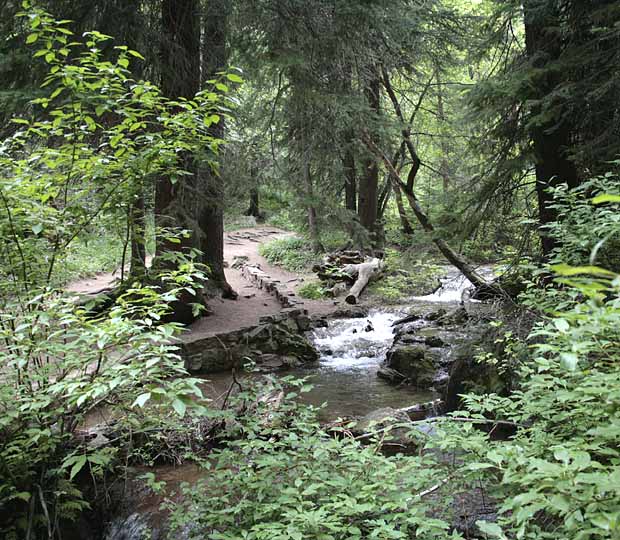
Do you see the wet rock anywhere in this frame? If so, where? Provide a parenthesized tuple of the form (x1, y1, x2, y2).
(438, 307, 469, 326)
(364, 320, 374, 332)
(309, 315, 329, 328)
(331, 305, 369, 319)
(377, 366, 406, 383)
(385, 344, 437, 388)
(294, 315, 311, 332)
(353, 407, 414, 447)
(444, 344, 506, 411)
(425, 335, 445, 347)
(427, 308, 447, 321)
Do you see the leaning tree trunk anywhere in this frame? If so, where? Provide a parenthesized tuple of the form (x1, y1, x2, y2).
(364, 136, 498, 294)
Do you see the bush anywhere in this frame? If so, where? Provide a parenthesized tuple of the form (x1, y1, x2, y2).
(165, 377, 458, 539)
(298, 280, 327, 299)
(259, 236, 321, 271)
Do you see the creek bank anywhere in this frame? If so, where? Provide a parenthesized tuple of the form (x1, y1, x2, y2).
(377, 303, 510, 412)
(181, 308, 325, 374)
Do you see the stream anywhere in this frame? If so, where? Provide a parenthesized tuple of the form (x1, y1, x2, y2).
(104, 267, 487, 539)
(293, 311, 435, 419)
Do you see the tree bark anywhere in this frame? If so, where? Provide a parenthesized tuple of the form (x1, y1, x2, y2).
(344, 258, 383, 305)
(434, 67, 451, 192)
(523, 0, 580, 256)
(198, 0, 236, 298)
(343, 133, 357, 213)
(381, 67, 421, 190)
(156, 0, 200, 263)
(358, 70, 381, 239)
(304, 162, 325, 253)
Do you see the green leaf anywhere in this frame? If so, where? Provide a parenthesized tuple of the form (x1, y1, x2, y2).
(172, 398, 186, 417)
(26, 33, 38, 44)
(592, 194, 620, 205)
(226, 73, 243, 83)
(69, 455, 87, 480)
(31, 223, 43, 235)
(475, 521, 505, 538)
(132, 392, 151, 408)
(553, 318, 570, 332)
(560, 352, 579, 371)
(551, 264, 616, 278)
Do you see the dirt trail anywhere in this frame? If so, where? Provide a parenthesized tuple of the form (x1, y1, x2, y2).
(66, 227, 336, 338)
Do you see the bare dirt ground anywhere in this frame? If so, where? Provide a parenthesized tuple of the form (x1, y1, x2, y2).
(66, 227, 336, 338)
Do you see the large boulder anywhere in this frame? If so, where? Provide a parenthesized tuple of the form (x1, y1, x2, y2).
(182, 316, 319, 374)
(444, 344, 507, 411)
(385, 344, 437, 388)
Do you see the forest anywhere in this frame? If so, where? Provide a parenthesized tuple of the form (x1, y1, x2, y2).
(1, 0, 620, 538)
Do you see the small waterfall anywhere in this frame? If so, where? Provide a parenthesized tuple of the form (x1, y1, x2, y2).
(412, 266, 496, 303)
(311, 311, 400, 370)
(297, 311, 435, 419)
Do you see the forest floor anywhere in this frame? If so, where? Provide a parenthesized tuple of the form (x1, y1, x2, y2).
(66, 226, 336, 338)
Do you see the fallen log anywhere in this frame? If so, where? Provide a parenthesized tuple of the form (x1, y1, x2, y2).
(345, 258, 383, 304)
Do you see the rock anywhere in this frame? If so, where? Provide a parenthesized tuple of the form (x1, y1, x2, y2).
(425, 335, 445, 347)
(444, 344, 506, 411)
(377, 366, 406, 383)
(309, 315, 329, 328)
(385, 344, 437, 388)
(439, 307, 469, 326)
(427, 308, 447, 321)
(364, 320, 374, 332)
(331, 305, 369, 319)
(295, 314, 313, 332)
(353, 407, 416, 449)
(181, 319, 319, 374)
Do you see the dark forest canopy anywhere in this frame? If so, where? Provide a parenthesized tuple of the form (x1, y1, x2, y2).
(1, 1, 620, 539)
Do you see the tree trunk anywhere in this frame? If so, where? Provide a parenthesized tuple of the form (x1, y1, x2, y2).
(523, 0, 580, 256)
(343, 135, 357, 213)
(155, 0, 207, 323)
(344, 258, 383, 305)
(130, 193, 146, 278)
(198, 0, 236, 298)
(245, 180, 261, 219)
(358, 70, 381, 239)
(304, 162, 324, 253)
(381, 67, 421, 190)
(156, 0, 200, 262)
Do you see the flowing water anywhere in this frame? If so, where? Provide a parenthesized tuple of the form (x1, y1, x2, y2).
(105, 268, 486, 539)
(293, 310, 435, 419)
(412, 265, 497, 303)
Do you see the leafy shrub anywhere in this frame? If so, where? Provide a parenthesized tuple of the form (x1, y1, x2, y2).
(298, 280, 327, 299)
(259, 236, 321, 271)
(439, 189, 620, 539)
(165, 377, 459, 539)
(0, 8, 224, 537)
(546, 170, 620, 271)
